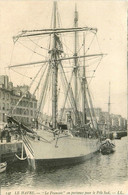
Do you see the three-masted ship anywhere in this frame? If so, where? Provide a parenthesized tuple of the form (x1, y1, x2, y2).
(7, 2, 105, 169)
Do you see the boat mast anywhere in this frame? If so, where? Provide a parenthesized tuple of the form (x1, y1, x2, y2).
(74, 4, 78, 125)
(108, 82, 111, 132)
(52, 1, 58, 129)
(108, 82, 111, 114)
(127, 9, 128, 136)
(82, 33, 86, 125)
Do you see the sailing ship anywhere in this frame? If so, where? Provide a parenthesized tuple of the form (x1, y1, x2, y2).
(6, 2, 106, 169)
(100, 82, 115, 155)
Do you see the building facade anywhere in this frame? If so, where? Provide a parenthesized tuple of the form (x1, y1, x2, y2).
(0, 75, 37, 126)
(59, 106, 127, 132)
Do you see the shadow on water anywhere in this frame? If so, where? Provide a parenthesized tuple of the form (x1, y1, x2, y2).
(1, 137, 128, 190)
(30, 152, 101, 174)
(6, 160, 28, 173)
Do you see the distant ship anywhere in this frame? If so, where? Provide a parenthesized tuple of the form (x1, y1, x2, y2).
(100, 82, 116, 155)
(7, 1, 105, 169)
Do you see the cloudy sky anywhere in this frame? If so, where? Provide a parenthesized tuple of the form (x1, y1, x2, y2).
(0, 0, 127, 118)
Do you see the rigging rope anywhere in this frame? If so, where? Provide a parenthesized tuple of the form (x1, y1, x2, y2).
(77, 73, 95, 129)
(27, 37, 49, 51)
(10, 68, 33, 80)
(85, 33, 96, 54)
(32, 63, 48, 96)
(17, 40, 47, 58)
(77, 31, 87, 54)
(40, 67, 52, 113)
(96, 34, 102, 53)
(59, 69, 74, 122)
(11, 65, 44, 115)
(88, 56, 103, 85)
(15, 63, 47, 118)
(37, 64, 52, 114)
(86, 80, 98, 129)
(59, 62, 82, 125)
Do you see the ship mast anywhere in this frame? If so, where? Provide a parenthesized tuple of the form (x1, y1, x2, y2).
(82, 33, 86, 125)
(74, 4, 78, 125)
(108, 82, 111, 132)
(10, 2, 106, 131)
(52, 1, 58, 129)
(127, 9, 128, 136)
(108, 82, 111, 114)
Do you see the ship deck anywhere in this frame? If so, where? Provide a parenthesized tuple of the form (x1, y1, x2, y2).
(27, 130, 100, 160)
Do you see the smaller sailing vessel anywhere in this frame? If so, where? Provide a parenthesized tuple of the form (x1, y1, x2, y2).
(0, 162, 7, 173)
(100, 82, 115, 155)
(100, 139, 115, 155)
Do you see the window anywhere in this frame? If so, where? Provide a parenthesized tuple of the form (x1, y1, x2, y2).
(3, 113, 5, 122)
(16, 108, 20, 114)
(7, 94, 9, 100)
(31, 110, 33, 116)
(30, 102, 33, 108)
(34, 111, 37, 117)
(3, 92, 5, 99)
(26, 109, 29, 115)
(20, 101, 22, 106)
(22, 109, 25, 115)
(34, 102, 37, 109)
(19, 108, 22, 115)
(3, 103, 5, 110)
(23, 101, 25, 107)
(7, 103, 9, 110)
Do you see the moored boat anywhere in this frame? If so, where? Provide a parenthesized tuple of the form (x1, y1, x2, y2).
(100, 139, 115, 155)
(0, 162, 7, 173)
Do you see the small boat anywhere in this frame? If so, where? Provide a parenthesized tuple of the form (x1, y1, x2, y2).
(0, 162, 7, 173)
(100, 139, 115, 155)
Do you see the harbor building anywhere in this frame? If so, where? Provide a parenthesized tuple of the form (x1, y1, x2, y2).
(59, 107, 127, 132)
(0, 75, 37, 126)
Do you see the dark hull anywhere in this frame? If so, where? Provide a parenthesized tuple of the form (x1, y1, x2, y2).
(115, 136, 121, 140)
(101, 148, 115, 155)
(24, 131, 100, 169)
(28, 151, 99, 170)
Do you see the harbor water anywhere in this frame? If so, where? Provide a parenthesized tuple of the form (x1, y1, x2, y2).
(1, 137, 128, 192)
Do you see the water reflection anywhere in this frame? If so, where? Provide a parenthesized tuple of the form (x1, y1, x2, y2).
(1, 137, 128, 190)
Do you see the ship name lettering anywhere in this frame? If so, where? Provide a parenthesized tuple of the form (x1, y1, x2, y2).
(50, 192, 64, 195)
(71, 192, 84, 195)
(96, 191, 103, 194)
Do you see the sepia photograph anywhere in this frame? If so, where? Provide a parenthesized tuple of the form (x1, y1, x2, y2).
(0, 0, 127, 194)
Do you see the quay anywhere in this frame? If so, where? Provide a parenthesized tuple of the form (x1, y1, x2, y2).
(0, 141, 22, 164)
(104, 131, 127, 140)
(114, 131, 127, 139)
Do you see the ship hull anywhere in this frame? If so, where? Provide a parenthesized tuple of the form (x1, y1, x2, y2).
(34, 151, 98, 169)
(100, 147, 115, 155)
(24, 130, 100, 169)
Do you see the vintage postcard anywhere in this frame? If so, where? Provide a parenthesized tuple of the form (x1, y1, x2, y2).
(0, 0, 127, 195)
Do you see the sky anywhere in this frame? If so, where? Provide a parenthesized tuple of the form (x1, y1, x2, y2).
(0, 0, 127, 118)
